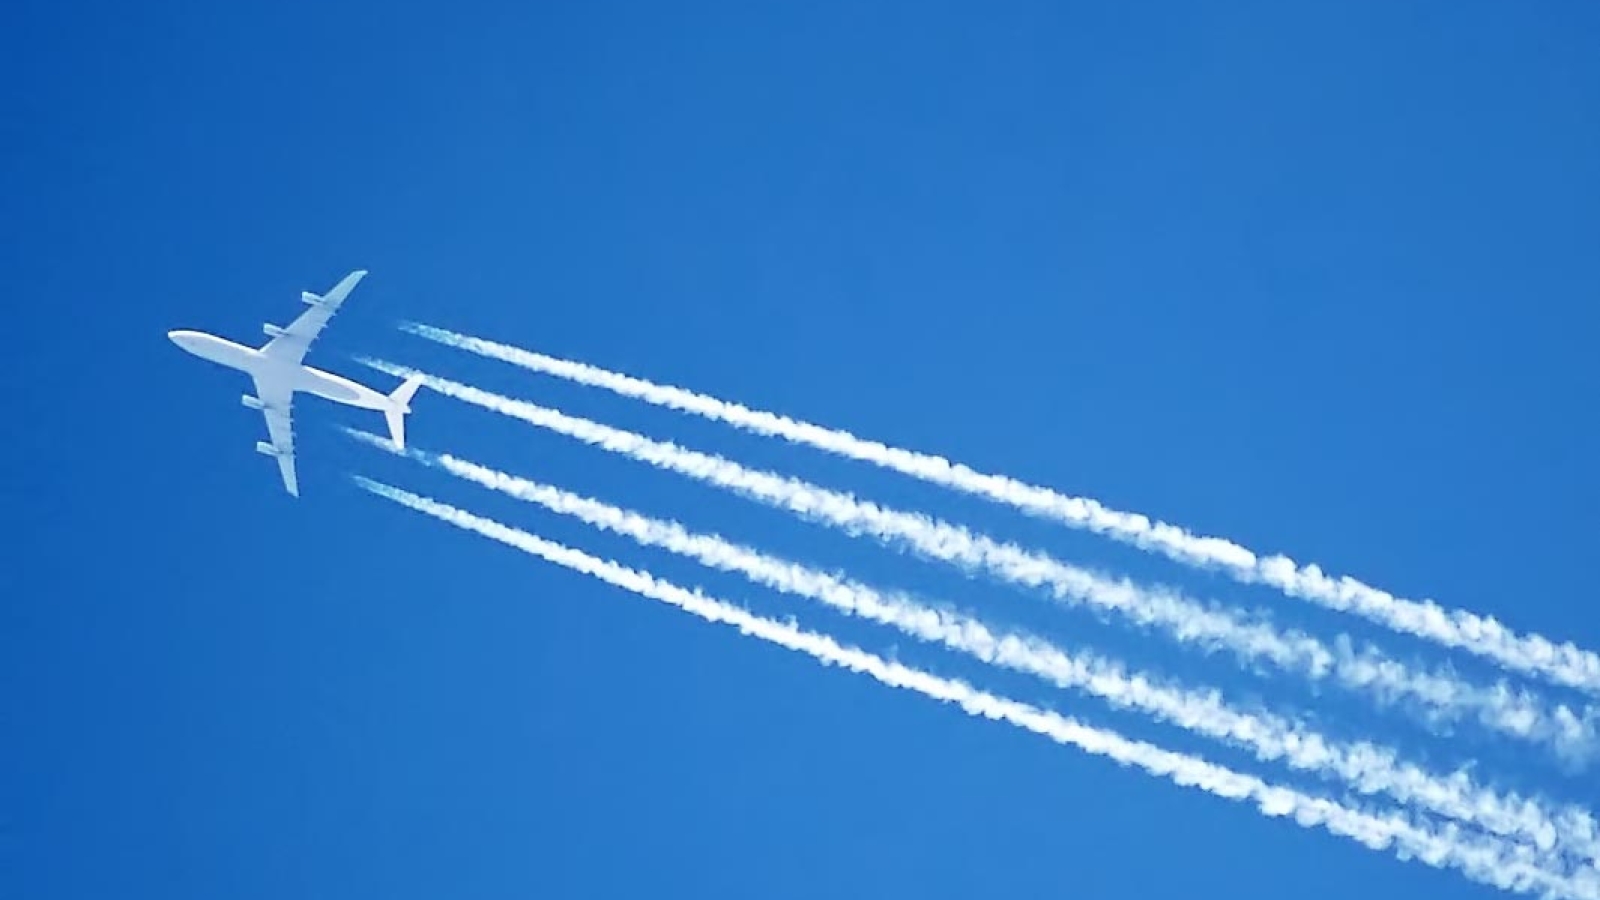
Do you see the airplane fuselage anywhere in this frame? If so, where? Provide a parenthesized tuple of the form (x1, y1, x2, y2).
(168, 330, 391, 411)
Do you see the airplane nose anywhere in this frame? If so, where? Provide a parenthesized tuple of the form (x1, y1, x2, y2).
(168, 330, 201, 355)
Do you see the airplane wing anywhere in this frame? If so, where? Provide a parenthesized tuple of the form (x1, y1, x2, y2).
(260, 269, 368, 366)
(255, 377, 299, 497)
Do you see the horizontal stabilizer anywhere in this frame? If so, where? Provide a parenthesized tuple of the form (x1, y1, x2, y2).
(383, 375, 425, 450)
(389, 374, 424, 411)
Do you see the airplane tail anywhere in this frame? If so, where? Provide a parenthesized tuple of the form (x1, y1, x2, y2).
(384, 375, 425, 449)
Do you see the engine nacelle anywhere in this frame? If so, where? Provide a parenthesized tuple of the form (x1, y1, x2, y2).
(241, 394, 265, 411)
(301, 291, 324, 306)
(255, 441, 282, 457)
(263, 323, 287, 339)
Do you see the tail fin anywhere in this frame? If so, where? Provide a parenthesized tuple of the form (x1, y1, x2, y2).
(384, 375, 425, 449)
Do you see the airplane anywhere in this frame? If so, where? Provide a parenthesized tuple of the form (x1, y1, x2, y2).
(167, 270, 422, 497)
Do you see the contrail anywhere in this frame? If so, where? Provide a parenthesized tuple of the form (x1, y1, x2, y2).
(353, 477, 1597, 900)
(403, 323, 1600, 697)
(360, 361, 1598, 760)
(346, 428, 1600, 868)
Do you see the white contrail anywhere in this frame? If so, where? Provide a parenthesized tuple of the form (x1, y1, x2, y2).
(404, 323, 1600, 698)
(353, 477, 1596, 900)
(361, 361, 1598, 759)
(346, 428, 1600, 868)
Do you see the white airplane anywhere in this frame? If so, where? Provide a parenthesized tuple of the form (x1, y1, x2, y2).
(167, 270, 422, 497)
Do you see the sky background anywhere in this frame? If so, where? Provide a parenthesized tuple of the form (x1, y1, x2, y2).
(6, 2, 1600, 898)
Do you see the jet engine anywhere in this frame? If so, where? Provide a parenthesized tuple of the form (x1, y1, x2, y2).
(301, 291, 324, 306)
(255, 441, 282, 457)
(241, 394, 265, 411)
(262, 323, 287, 338)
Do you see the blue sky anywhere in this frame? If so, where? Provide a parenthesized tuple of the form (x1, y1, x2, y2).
(7, 2, 1600, 898)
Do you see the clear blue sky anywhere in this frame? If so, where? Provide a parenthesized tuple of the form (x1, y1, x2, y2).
(7, 2, 1599, 898)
